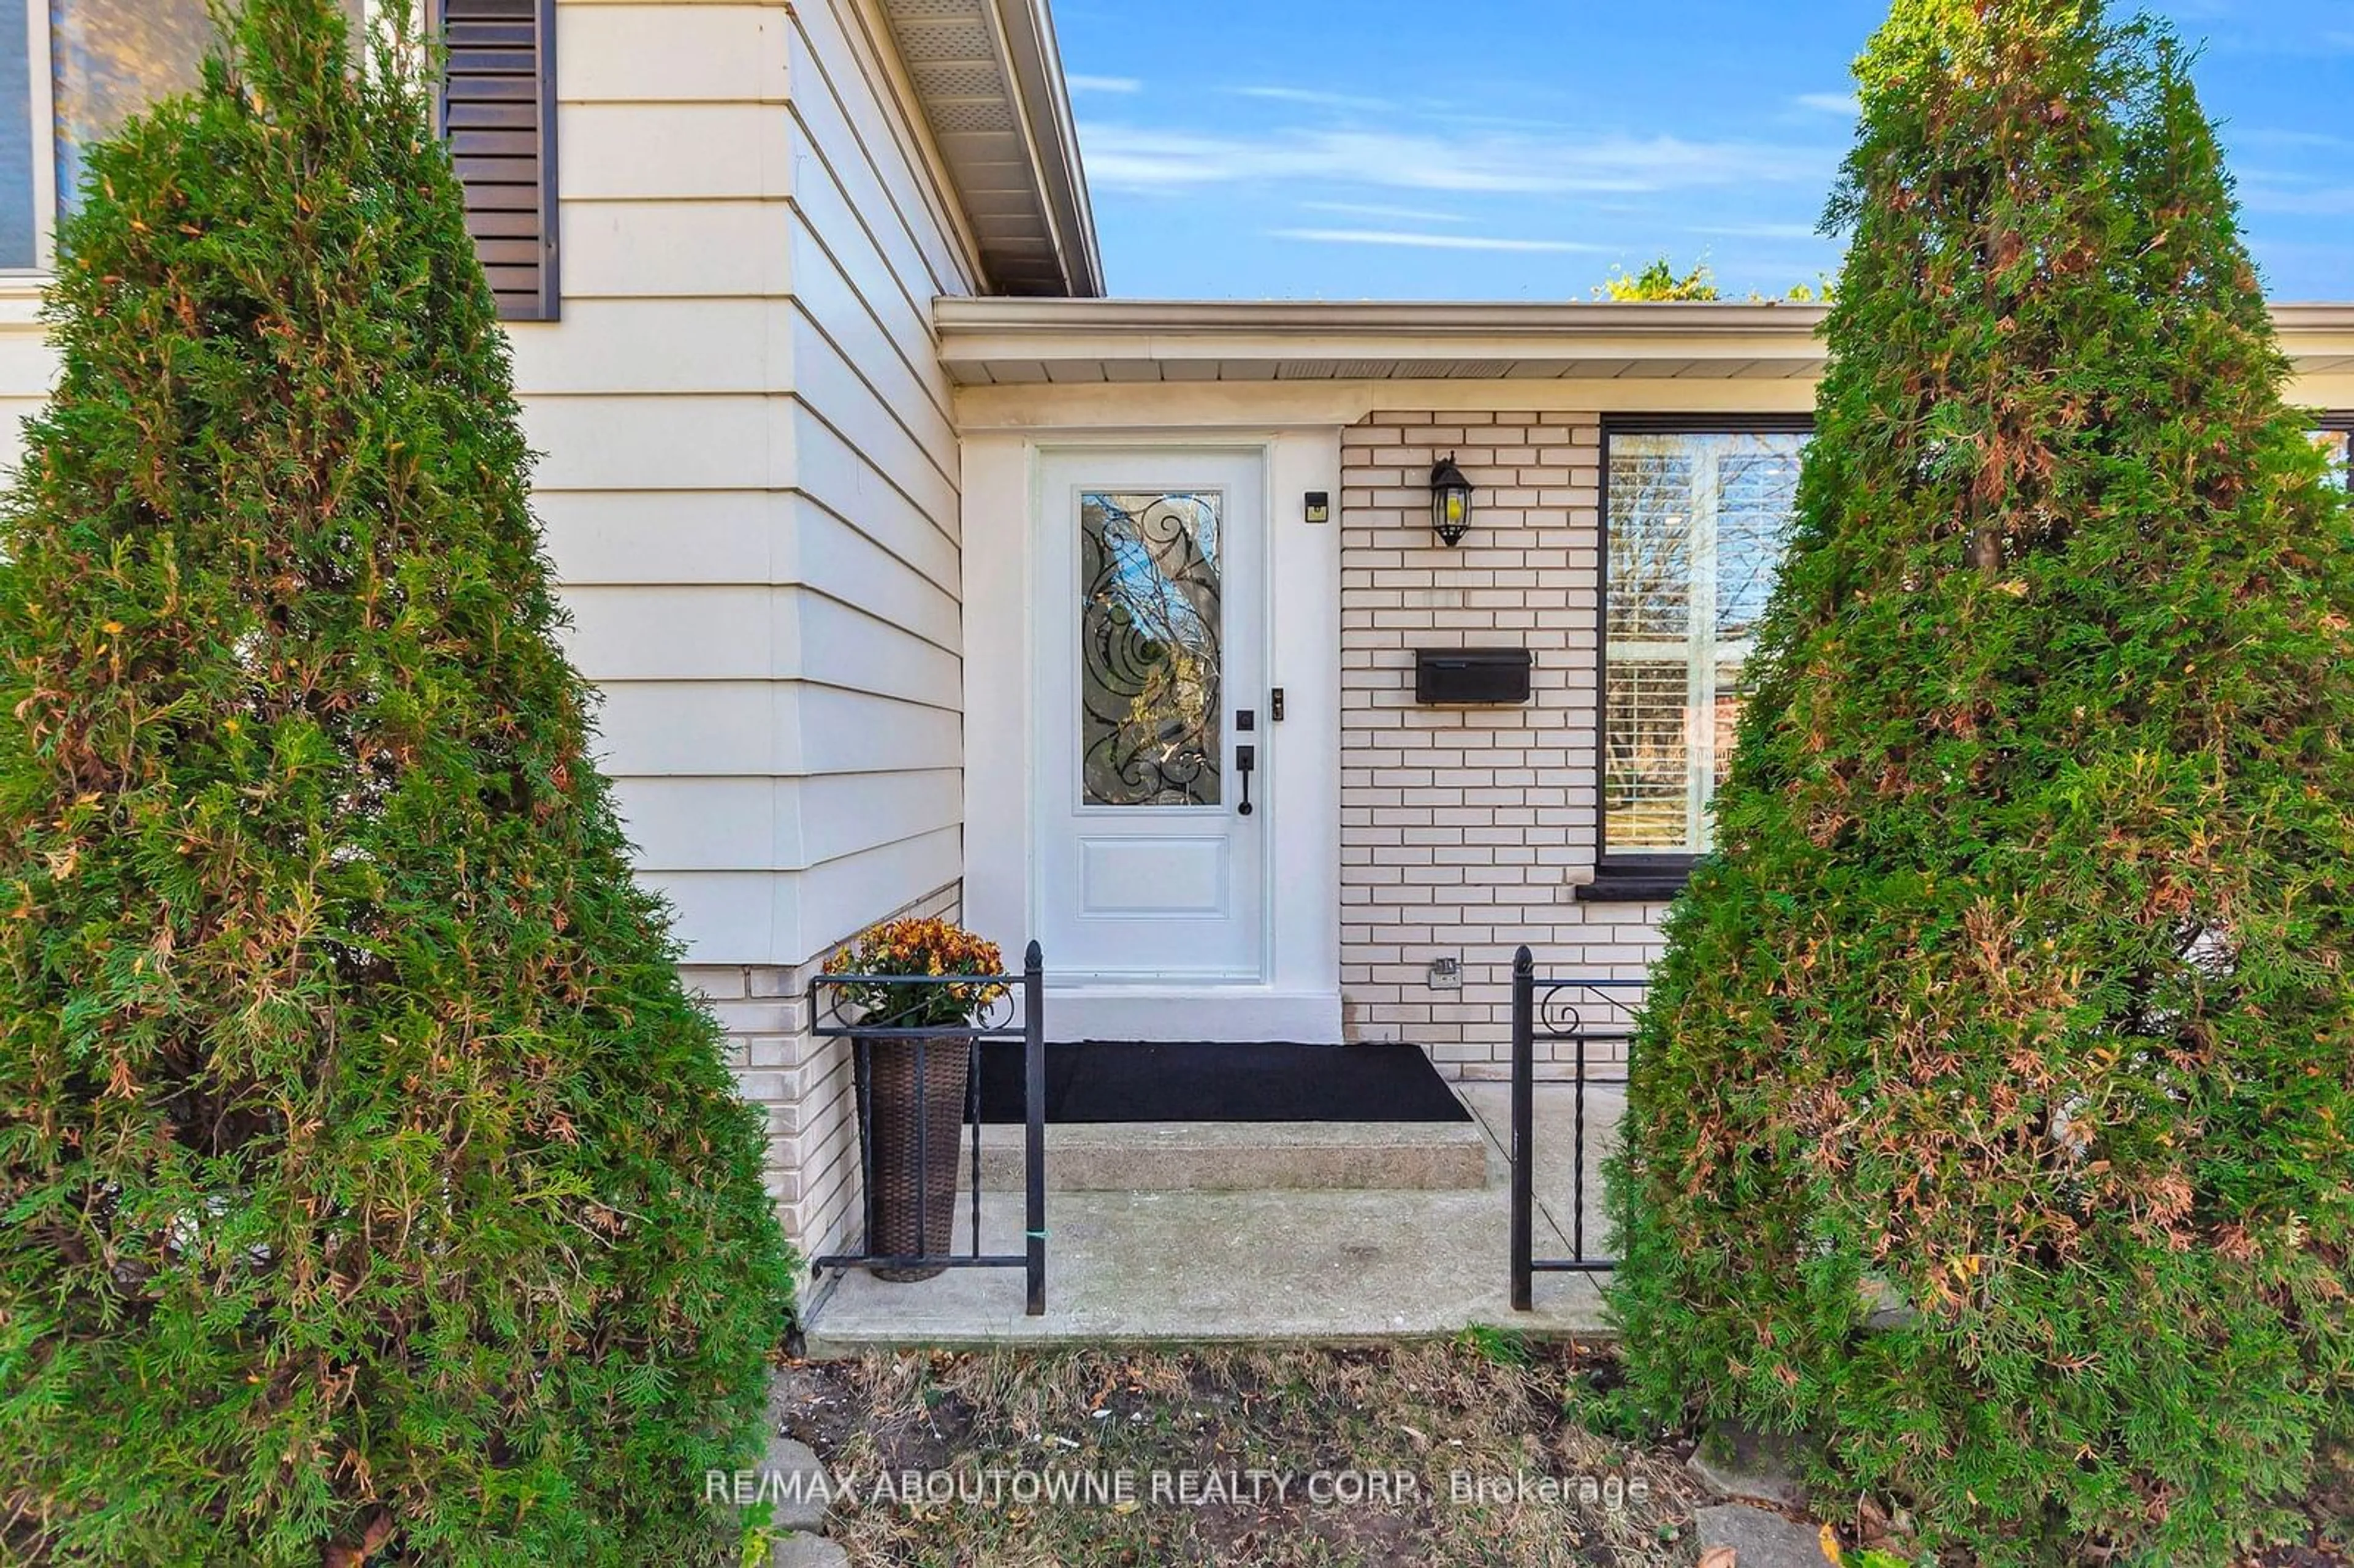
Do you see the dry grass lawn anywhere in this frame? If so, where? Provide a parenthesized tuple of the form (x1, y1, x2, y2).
(772, 1336, 1710, 1567)
(766, 1336, 2354, 1568)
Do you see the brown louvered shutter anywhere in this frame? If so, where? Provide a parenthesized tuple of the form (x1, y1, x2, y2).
(435, 0, 558, 321)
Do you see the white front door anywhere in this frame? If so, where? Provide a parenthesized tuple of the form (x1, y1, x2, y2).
(1035, 450, 1267, 984)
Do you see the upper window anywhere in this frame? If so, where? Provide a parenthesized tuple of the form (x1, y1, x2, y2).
(50, 2, 216, 234)
(2319, 425, 2350, 489)
(1, 2, 337, 272)
(0, 2, 548, 324)
(0, 0, 34, 268)
(1602, 423, 1809, 863)
(0, 0, 221, 273)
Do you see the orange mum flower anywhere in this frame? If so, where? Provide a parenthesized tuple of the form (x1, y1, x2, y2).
(823, 916, 1009, 1029)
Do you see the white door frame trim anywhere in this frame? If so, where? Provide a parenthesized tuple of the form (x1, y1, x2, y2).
(961, 428, 1343, 1043)
(1031, 447, 1270, 985)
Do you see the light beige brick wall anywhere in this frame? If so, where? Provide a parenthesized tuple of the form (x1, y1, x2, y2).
(682, 880, 962, 1266)
(1340, 409, 1669, 1081)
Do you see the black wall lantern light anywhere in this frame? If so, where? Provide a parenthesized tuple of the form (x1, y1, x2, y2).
(1430, 455, 1474, 547)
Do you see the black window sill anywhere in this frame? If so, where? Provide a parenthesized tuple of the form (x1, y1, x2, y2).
(1574, 871, 1693, 903)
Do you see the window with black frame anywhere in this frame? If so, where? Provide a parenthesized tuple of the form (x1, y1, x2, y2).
(1592, 417, 2344, 896)
(2318, 424, 2350, 489)
(1594, 420, 1810, 891)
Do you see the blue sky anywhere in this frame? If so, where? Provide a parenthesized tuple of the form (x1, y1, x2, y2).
(1050, 0, 2354, 302)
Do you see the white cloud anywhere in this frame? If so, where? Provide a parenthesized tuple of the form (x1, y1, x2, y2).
(1794, 93, 1861, 115)
(1232, 85, 1394, 112)
(1078, 123, 1839, 196)
(1303, 200, 1466, 223)
(1067, 74, 1142, 94)
(2240, 183, 2354, 216)
(2231, 127, 2354, 153)
(1271, 228, 1607, 253)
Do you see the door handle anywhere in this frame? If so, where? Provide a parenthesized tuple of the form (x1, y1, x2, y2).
(1235, 744, 1256, 816)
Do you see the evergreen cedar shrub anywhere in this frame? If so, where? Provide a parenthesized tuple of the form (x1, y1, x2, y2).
(0, 2, 796, 1562)
(1606, 1, 2354, 1561)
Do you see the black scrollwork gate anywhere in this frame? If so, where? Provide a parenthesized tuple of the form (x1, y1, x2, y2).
(1510, 946, 1638, 1311)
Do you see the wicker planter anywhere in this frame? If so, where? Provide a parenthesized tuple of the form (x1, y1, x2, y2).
(861, 1035, 972, 1282)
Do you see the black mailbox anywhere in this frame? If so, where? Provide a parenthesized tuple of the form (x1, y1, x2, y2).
(1414, 647, 1533, 705)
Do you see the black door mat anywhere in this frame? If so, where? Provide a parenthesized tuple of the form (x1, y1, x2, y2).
(974, 1041, 1471, 1125)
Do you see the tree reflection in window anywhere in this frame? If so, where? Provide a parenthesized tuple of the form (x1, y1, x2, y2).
(1080, 492, 1222, 807)
(51, 0, 213, 209)
(1, 2, 367, 265)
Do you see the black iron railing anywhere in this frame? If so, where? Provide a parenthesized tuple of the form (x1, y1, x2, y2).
(1510, 946, 1637, 1310)
(809, 941, 1046, 1315)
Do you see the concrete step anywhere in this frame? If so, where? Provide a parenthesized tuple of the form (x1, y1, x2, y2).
(802, 1184, 1610, 1353)
(974, 1119, 1493, 1193)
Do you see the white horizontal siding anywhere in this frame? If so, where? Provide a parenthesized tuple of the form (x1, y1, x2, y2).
(613, 767, 959, 870)
(557, 4, 788, 104)
(592, 682, 802, 776)
(790, 223, 954, 453)
(508, 298, 793, 393)
(560, 582, 957, 695)
(645, 823, 961, 960)
(793, 501, 960, 636)
(784, 0, 971, 305)
(522, 394, 791, 492)
(559, 200, 796, 298)
(784, 305, 959, 520)
(799, 593, 962, 702)
(590, 682, 957, 777)
(559, 584, 795, 680)
(533, 0, 977, 964)
(539, 490, 786, 584)
(0, 395, 47, 474)
(789, 175, 951, 429)
(788, 401, 961, 577)
(560, 102, 792, 201)
(541, 492, 957, 636)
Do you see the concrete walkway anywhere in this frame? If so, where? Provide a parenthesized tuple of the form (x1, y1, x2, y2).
(1458, 1081, 1625, 1275)
(802, 1083, 1626, 1353)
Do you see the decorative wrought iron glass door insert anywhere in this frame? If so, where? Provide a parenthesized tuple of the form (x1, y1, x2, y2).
(1037, 452, 1267, 983)
(1080, 491, 1223, 808)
